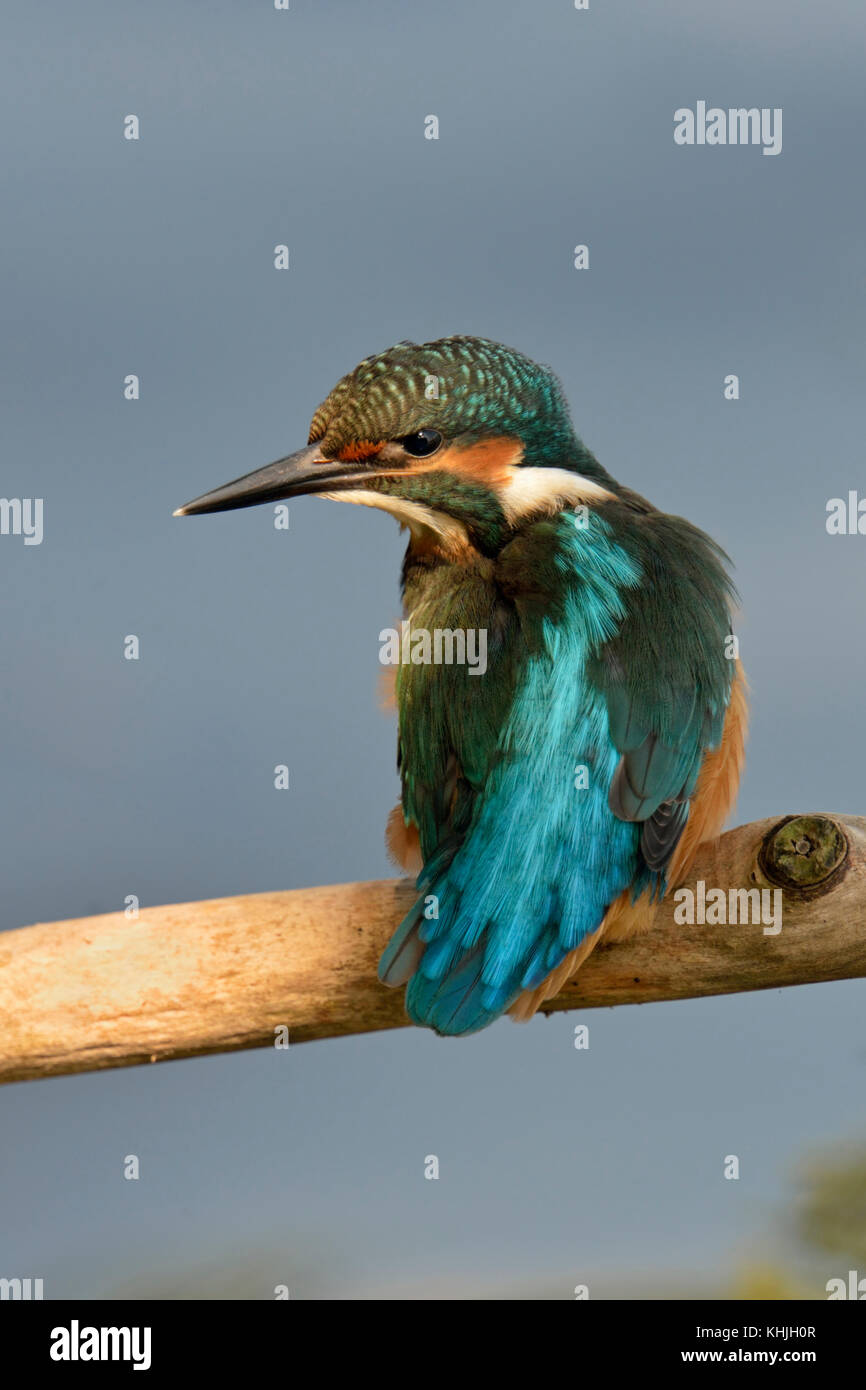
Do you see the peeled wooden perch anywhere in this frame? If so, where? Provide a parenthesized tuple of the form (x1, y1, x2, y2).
(0, 813, 864, 1085)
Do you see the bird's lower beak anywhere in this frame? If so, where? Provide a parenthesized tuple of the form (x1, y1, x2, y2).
(174, 443, 376, 516)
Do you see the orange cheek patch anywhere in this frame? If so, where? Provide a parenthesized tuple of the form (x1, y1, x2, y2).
(435, 437, 524, 488)
(337, 439, 385, 461)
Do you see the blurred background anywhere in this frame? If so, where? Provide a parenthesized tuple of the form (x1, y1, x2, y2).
(1, 0, 864, 1298)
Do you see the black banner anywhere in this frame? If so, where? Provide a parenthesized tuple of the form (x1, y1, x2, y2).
(2, 1299, 861, 1373)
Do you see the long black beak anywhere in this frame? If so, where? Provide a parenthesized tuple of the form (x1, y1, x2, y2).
(173, 443, 374, 516)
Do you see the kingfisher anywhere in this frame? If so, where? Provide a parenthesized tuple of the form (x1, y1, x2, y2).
(176, 336, 747, 1036)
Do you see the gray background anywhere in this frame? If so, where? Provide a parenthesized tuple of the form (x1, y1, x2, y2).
(1, 0, 864, 1297)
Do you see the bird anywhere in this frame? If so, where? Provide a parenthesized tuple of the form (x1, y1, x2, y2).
(176, 335, 747, 1037)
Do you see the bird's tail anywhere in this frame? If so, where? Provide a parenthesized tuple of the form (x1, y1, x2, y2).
(378, 895, 515, 1037)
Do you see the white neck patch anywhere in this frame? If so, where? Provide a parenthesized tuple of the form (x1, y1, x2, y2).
(499, 466, 614, 522)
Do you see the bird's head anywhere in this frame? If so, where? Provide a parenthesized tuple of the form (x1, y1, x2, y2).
(175, 336, 617, 555)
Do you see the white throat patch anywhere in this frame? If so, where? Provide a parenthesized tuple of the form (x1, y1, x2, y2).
(319, 489, 470, 552)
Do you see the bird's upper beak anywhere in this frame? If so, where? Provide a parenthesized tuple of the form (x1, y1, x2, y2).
(173, 443, 377, 516)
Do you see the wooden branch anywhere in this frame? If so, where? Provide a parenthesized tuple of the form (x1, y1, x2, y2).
(1, 814, 864, 1085)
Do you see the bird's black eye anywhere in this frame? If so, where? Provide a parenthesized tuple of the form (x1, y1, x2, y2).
(401, 428, 443, 458)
